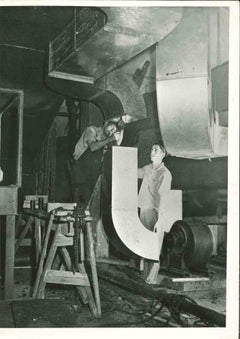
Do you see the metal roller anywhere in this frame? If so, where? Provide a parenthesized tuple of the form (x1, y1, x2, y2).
(163, 220, 213, 269)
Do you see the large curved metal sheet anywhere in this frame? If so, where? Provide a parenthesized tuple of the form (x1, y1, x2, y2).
(111, 146, 160, 260)
(157, 76, 214, 159)
(156, 76, 228, 159)
(155, 8, 228, 159)
(96, 68, 146, 121)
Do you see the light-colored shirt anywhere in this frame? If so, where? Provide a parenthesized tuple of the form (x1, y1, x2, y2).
(73, 126, 106, 160)
(138, 163, 172, 212)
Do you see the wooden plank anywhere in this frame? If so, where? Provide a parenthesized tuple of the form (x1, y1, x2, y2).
(0, 187, 18, 215)
(32, 213, 55, 298)
(59, 247, 89, 304)
(172, 277, 210, 283)
(34, 217, 42, 264)
(77, 263, 98, 317)
(55, 234, 73, 246)
(19, 239, 32, 246)
(88, 176, 109, 258)
(5, 215, 15, 300)
(15, 213, 23, 238)
(161, 276, 212, 292)
(36, 225, 60, 298)
(50, 121, 57, 201)
(44, 270, 90, 286)
(47, 202, 76, 213)
(15, 216, 33, 252)
(24, 195, 48, 202)
(86, 220, 101, 317)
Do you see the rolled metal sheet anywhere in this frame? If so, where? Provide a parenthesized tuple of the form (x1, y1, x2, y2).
(156, 76, 214, 159)
(155, 8, 228, 159)
(156, 75, 228, 159)
(111, 146, 160, 261)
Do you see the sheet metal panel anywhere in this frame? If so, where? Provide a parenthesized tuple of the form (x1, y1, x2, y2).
(159, 190, 182, 233)
(112, 146, 160, 260)
(157, 77, 214, 158)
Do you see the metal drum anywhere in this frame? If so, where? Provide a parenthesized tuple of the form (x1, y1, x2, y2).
(164, 220, 213, 269)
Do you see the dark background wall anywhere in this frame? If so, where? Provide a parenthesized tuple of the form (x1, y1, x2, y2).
(0, 7, 228, 218)
(53, 91, 227, 217)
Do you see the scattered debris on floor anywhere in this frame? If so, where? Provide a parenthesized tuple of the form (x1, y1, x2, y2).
(0, 263, 226, 328)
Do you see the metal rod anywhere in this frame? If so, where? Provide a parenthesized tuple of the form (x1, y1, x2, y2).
(17, 91, 24, 187)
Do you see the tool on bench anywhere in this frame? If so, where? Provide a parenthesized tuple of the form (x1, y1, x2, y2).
(73, 203, 84, 269)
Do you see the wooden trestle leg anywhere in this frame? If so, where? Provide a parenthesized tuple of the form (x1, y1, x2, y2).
(32, 209, 101, 318)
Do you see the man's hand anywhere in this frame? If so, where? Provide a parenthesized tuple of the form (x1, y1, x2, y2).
(112, 131, 121, 141)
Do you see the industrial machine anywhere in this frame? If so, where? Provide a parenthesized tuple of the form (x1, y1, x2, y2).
(162, 220, 214, 272)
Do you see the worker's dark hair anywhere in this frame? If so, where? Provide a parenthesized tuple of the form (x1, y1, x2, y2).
(104, 120, 118, 129)
(104, 118, 125, 132)
(152, 143, 168, 156)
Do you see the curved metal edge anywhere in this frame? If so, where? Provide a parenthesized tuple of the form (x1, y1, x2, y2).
(111, 146, 160, 260)
(112, 210, 160, 261)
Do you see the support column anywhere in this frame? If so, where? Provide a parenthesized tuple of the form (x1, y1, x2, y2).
(5, 215, 15, 300)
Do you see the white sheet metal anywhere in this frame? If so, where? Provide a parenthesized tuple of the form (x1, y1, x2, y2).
(158, 190, 182, 233)
(111, 147, 159, 260)
(156, 57, 228, 159)
(156, 77, 214, 159)
(112, 147, 183, 260)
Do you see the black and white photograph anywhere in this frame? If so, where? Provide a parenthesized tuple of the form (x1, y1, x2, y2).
(0, 1, 238, 337)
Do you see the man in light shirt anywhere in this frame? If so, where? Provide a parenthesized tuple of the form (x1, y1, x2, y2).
(138, 143, 172, 284)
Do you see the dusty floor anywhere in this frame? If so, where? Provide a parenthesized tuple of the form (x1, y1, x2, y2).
(0, 262, 226, 328)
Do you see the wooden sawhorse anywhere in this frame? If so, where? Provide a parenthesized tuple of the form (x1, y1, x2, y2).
(15, 210, 45, 267)
(32, 209, 101, 318)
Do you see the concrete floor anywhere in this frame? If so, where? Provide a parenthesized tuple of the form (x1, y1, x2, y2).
(0, 262, 226, 328)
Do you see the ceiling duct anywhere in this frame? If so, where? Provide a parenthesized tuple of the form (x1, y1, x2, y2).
(48, 7, 182, 82)
(156, 8, 228, 159)
(47, 7, 182, 121)
(47, 7, 228, 160)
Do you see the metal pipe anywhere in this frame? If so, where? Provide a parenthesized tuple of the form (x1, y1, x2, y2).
(97, 266, 225, 327)
(17, 90, 24, 187)
(0, 93, 18, 117)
